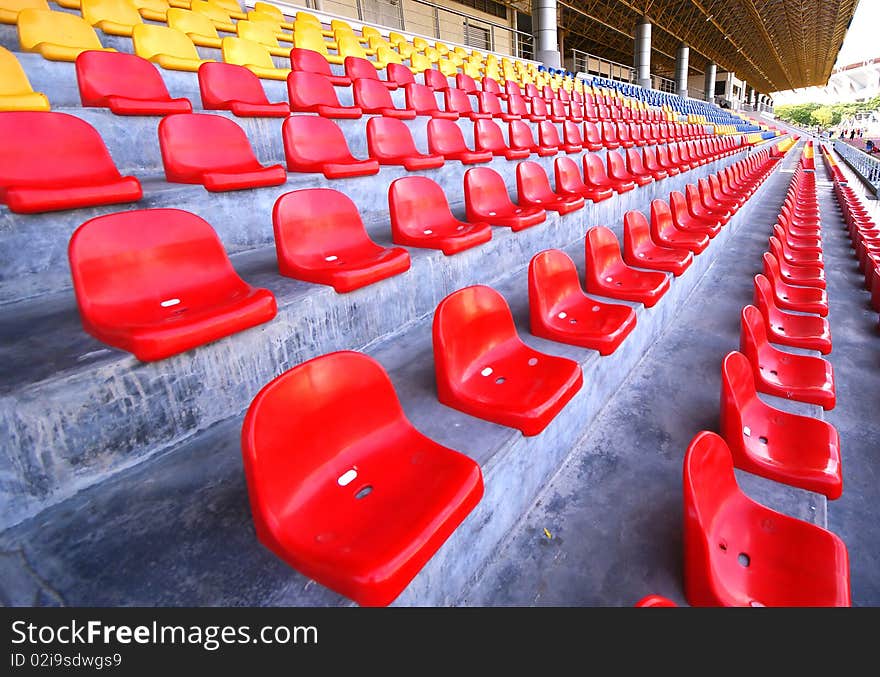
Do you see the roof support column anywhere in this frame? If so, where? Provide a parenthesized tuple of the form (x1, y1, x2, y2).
(703, 62, 716, 102)
(633, 20, 651, 89)
(675, 43, 689, 98)
(533, 0, 561, 68)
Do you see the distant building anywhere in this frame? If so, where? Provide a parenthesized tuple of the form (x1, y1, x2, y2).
(773, 57, 880, 104)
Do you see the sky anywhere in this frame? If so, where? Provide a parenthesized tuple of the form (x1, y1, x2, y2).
(833, 0, 880, 69)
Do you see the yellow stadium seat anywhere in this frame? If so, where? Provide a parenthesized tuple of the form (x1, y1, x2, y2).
(236, 20, 290, 57)
(0, 0, 48, 25)
(437, 58, 456, 77)
(17, 9, 114, 61)
(210, 0, 244, 20)
(334, 26, 372, 51)
(434, 42, 449, 56)
(330, 19, 368, 44)
(293, 26, 340, 63)
(367, 34, 393, 52)
(375, 44, 402, 66)
(425, 46, 441, 63)
(462, 61, 481, 79)
(190, 0, 235, 33)
(132, 23, 212, 71)
(396, 42, 414, 60)
(130, 0, 169, 21)
(167, 8, 222, 48)
(296, 10, 332, 37)
(388, 31, 406, 44)
(81, 0, 143, 37)
(337, 33, 377, 61)
(52, 0, 81, 8)
(253, 1, 292, 29)
(410, 51, 431, 73)
(247, 11, 293, 43)
(168, 0, 191, 8)
(221, 36, 289, 79)
(361, 25, 381, 40)
(412, 36, 428, 52)
(0, 45, 49, 110)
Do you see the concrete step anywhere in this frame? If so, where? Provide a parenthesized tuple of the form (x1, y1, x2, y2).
(0, 144, 793, 605)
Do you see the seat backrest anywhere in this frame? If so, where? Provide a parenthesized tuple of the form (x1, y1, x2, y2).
(464, 166, 510, 211)
(508, 119, 535, 149)
(585, 225, 624, 278)
(481, 76, 501, 95)
(0, 111, 122, 188)
(721, 350, 758, 429)
(133, 23, 200, 60)
(253, 1, 284, 20)
(753, 273, 778, 319)
(427, 117, 467, 153)
(445, 87, 472, 115)
(337, 33, 368, 60)
(607, 150, 629, 178)
(405, 82, 440, 114)
(433, 284, 519, 387)
(344, 55, 378, 81)
(199, 61, 270, 108)
(424, 68, 448, 90)
(353, 76, 393, 110)
(554, 155, 584, 192)
(507, 94, 528, 116)
(516, 160, 552, 199)
(18, 9, 104, 51)
(190, 0, 231, 24)
(623, 209, 651, 252)
(222, 37, 275, 69)
(389, 175, 457, 235)
(473, 118, 505, 153)
(456, 72, 477, 93)
(367, 115, 418, 157)
(293, 26, 329, 55)
(76, 50, 170, 106)
(649, 198, 676, 237)
(387, 62, 414, 86)
(739, 304, 770, 365)
(282, 115, 355, 166)
(212, 0, 243, 13)
(538, 121, 560, 147)
(290, 47, 332, 77)
(69, 208, 243, 324)
(683, 430, 740, 557)
(528, 249, 583, 318)
(242, 351, 408, 543)
(531, 97, 548, 116)
(0, 0, 49, 23)
(669, 191, 690, 220)
(582, 153, 608, 183)
(288, 70, 342, 109)
(626, 147, 646, 173)
(159, 113, 261, 176)
(562, 120, 581, 144)
(583, 120, 601, 143)
(0, 44, 38, 98)
(762, 251, 785, 284)
(273, 188, 375, 265)
(81, 0, 142, 28)
(237, 19, 282, 48)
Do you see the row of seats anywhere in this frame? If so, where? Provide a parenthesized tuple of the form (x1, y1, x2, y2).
(828, 147, 880, 326)
(688, 147, 849, 606)
(0, 103, 739, 214)
(236, 144, 781, 606)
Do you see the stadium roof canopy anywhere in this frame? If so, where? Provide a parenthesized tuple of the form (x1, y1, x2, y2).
(530, 0, 860, 92)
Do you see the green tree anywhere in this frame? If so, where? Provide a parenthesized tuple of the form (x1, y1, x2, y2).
(811, 106, 834, 126)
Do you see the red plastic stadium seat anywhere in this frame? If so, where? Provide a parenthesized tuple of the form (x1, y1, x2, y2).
(353, 77, 416, 119)
(582, 121, 604, 151)
(623, 210, 693, 277)
(528, 249, 636, 355)
(433, 284, 584, 436)
(474, 119, 530, 160)
(585, 226, 669, 307)
(0, 111, 142, 213)
(198, 62, 289, 117)
(635, 595, 677, 607)
(367, 116, 444, 170)
(273, 188, 410, 292)
(515, 161, 584, 214)
(464, 166, 546, 230)
(345, 55, 397, 89)
(583, 153, 633, 194)
(424, 68, 449, 91)
(405, 83, 458, 119)
(740, 305, 835, 410)
(683, 431, 850, 607)
(282, 115, 379, 179)
(288, 71, 362, 118)
(669, 190, 721, 238)
(508, 94, 544, 122)
(608, 150, 651, 187)
(476, 91, 518, 122)
(159, 113, 286, 191)
(768, 237, 825, 288)
(427, 119, 491, 164)
(753, 274, 831, 354)
(76, 50, 192, 115)
(686, 183, 729, 227)
(455, 72, 477, 93)
(537, 121, 571, 154)
(481, 76, 505, 99)
(561, 121, 583, 153)
(241, 350, 484, 607)
(68, 208, 276, 361)
(720, 351, 842, 499)
(445, 87, 488, 120)
(389, 176, 491, 255)
(387, 62, 415, 88)
(290, 48, 351, 87)
(509, 119, 556, 156)
(555, 155, 612, 203)
(762, 252, 828, 316)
